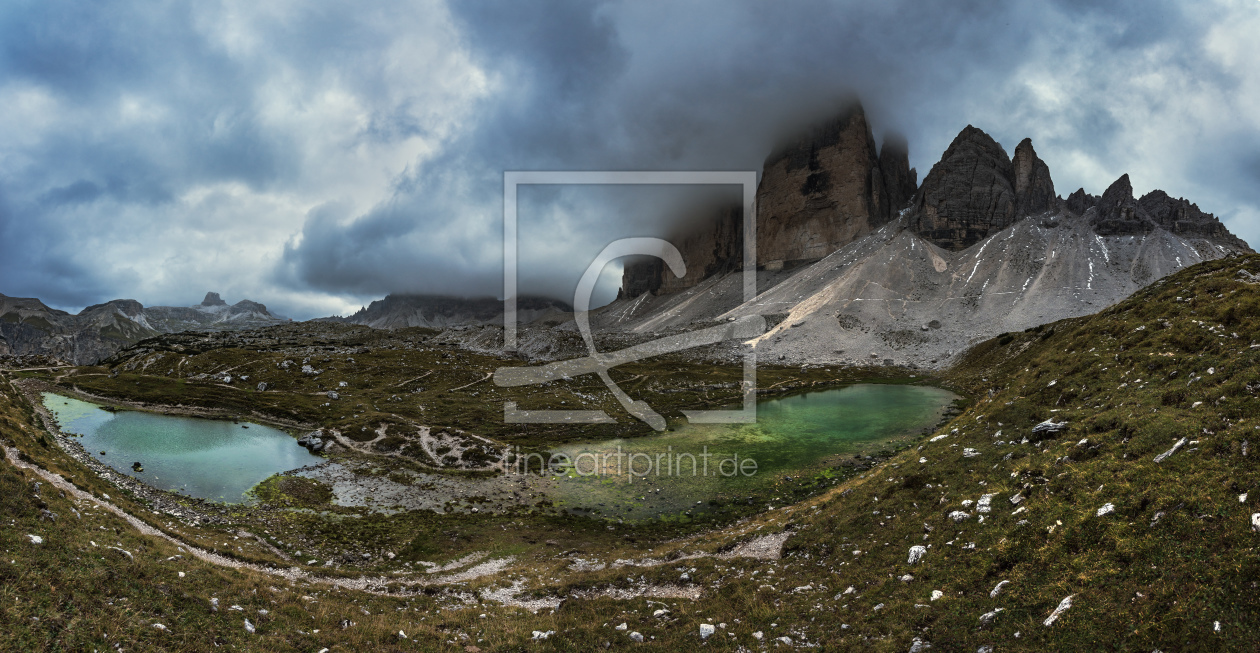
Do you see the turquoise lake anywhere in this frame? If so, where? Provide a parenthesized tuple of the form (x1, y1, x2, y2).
(41, 393, 318, 503)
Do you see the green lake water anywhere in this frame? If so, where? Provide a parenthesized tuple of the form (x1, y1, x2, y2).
(546, 383, 957, 520)
(41, 393, 318, 503)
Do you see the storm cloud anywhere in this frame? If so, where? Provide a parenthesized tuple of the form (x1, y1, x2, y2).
(2, 0, 1258, 318)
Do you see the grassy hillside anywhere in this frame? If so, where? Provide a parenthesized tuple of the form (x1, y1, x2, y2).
(3, 254, 1260, 651)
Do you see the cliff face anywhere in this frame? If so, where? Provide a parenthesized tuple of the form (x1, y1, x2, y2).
(879, 133, 918, 214)
(908, 125, 1019, 251)
(755, 103, 914, 270)
(908, 127, 1069, 251)
(1012, 138, 1057, 216)
(624, 103, 918, 299)
(620, 205, 743, 299)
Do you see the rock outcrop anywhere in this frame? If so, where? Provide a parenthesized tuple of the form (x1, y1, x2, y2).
(1011, 138, 1057, 216)
(879, 132, 918, 215)
(908, 125, 1018, 251)
(201, 292, 228, 307)
(1090, 174, 1152, 236)
(620, 205, 743, 299)
(624, 103, 919, 299)
(1065, 188, 1098, 216)
(755, 102, 913, 271)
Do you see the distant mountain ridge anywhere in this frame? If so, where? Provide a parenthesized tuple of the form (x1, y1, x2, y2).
(0, 291, 287, 365)
(328, 294, 571, 330)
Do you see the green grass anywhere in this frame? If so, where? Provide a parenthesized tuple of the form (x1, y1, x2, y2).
(5, 254, 1260, 650)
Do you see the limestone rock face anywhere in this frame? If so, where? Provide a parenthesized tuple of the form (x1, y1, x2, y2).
(879, 132, 918, 214)
(1138, 190, 1249, 248)
(1091, 175, 1154, 236)
(1012, 138, 1057, 216)
(621, 206, 743, 299)
(1065, 188, 1098, 216)
(754, 103, 897, 270)
(908, 126, 1018, 251)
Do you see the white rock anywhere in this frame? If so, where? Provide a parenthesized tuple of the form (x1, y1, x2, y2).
(900, 574, 914, 582)
(752, 631, 763, 640)
(963, 448, 980, 458)
(908, 545, 927, 564)
(777, 636, 794, 645)
(532, 630, 553, 640)
(1010, 493, 1024, 505)
(1251, 513, 1260, 532)
(930, 434, 949, 442)
(26, 534, 42, 545)
(629, 631, 644, 642)
(948, 511, 972, 522)
(1032, 419, 1069, 435)
(153, 623, 167, 631)
(398, 631, 408, 639)
(930, 590, 944, 601)
(1239, 493, 1248, 503)
(990, 580, 1010, 598)
(1043, 594, 1074, 626)
(908, 638, 932, 652)
(243, 619, 255, 634)
(700, 623, 715, 639)
(1154, 438, 1187, 463)
(919, 457, 928, 464)
(977, 493, 996, 514)
(615, 623, 627, 631)
(1096, 503, 1115, 517)
(979, 608, 1004, 625)
(653, 609, 669, 618)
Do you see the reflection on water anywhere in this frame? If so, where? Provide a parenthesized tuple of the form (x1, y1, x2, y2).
(42, 393, 318, 503)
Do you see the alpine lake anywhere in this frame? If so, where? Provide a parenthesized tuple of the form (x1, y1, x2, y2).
(42, 383, 957, 520)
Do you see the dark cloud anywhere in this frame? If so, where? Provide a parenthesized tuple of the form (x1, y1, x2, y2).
(1, 0, 1257, 318)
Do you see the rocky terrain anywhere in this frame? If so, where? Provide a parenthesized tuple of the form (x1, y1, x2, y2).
(598, 108, 1250, 370)
(0, 291, 287, 365)
(328, 294, 571, 330)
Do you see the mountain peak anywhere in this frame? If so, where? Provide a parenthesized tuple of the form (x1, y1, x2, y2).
(909, 124, 1017, 250)
(201, 292, 227, 307)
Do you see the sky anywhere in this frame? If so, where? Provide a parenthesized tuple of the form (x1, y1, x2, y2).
(2, 0, 1259, 319)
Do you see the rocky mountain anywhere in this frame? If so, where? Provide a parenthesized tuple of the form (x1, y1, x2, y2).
(331, 294, 571, 330)
(602, 110, 1250, 368)
(621, 101, 917, 298)
(0, 291, 287, 365)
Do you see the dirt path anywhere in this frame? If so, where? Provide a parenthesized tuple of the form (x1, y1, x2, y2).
(2, 443, 516, 594)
